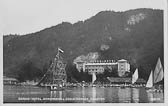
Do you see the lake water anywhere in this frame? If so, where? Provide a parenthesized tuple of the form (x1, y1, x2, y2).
(3, 85, 164, 103)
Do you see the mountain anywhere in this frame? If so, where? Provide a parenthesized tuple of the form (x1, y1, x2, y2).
(3, 8, 163, 81)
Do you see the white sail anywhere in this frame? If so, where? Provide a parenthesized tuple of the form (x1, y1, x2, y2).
(132, 68, 139, 84)
(146, 70, 153, 88)
(92, 72, 96, 84)
(154, 58, 164, 84)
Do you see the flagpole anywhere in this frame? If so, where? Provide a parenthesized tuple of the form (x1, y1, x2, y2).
(57, 47, 60, 59)
(57, 47, 64, 59)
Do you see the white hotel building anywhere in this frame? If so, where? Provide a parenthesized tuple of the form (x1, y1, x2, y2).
(74, 59, 130, 77)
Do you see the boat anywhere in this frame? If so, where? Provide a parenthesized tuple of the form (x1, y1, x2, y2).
(120, 82, 127, 89)
(92, 84, 96, 87)
(49, 85, 65, 91)
(37, 48, 67, 91)
(131, 68, 139, 88)
(145, 58, 164, 92)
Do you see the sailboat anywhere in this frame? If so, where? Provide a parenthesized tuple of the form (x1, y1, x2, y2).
(146, 70, 153, 88)
(145, 58, 164, 92)
(131, 68, 139, 87)
(37, 48, 67, 91)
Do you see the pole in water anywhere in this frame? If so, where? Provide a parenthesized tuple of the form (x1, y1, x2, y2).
(92, 72, 96, 84)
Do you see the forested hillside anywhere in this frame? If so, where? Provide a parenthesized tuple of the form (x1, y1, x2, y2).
(3, 8, 163, 82)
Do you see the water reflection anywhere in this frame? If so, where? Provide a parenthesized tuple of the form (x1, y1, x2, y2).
(132, 88, 139, 103)
(147, 91, 154, 102)
(146, 91, 164, 103)
(3, 85, 164, 103)
(118, 88, 131, 103)
(82, 87, 85, 102)
(50, 91, 63, 98)
(92, 87, 96, 102)
(50, 91, 56, 98)
(59, 91, 62, 98)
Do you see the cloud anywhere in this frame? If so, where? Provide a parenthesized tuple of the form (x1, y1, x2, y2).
(127, 13, 146, 25)
(100, 44, 110, 51)
(73, 52, 99, 64)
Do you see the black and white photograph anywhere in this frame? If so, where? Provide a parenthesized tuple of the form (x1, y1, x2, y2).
(1, 0, 167, 104)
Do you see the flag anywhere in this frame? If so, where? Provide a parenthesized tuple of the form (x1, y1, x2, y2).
(154, 58, 164, 84)
(58, 48, 64, 53)
(132, 68, 138, 84)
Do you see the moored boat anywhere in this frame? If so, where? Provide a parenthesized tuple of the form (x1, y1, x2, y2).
(145, 58, 164, 93)
(37, 48, 67, 91)
(131, 68, 139, 87)
(49, 85, 65, 91)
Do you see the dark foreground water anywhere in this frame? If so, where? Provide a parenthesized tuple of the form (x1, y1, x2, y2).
(3, 85, 164, 103)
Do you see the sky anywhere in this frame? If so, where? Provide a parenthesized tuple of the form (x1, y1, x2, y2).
(0, 0, 166, 35)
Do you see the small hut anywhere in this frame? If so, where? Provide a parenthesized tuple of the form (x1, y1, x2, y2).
(3, 76, 18, 85)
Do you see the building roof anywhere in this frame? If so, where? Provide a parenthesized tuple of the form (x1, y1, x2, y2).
(3, 76, 18, 81)
(118, 59, 127, 62)
(107, 77, 146, 83)
(85, 62, 117, 66)
(107, 77, 131, 83)
(136, 78, 146, 83)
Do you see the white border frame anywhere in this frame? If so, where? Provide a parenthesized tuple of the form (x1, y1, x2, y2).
(0, 0, 167, 106)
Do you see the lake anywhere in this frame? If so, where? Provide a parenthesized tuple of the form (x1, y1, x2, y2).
(3, 85, 164, 103)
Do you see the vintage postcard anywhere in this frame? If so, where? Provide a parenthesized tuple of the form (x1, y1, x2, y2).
(1, 0, 167, 105)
